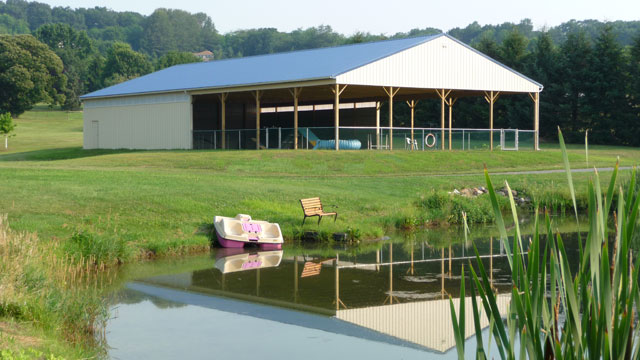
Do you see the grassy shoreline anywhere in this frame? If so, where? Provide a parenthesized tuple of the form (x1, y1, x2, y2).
(1, 108, 637, 256)
(1, 108, 639, 357)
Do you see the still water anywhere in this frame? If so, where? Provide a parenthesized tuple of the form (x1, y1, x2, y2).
(106, 218, 581, 359)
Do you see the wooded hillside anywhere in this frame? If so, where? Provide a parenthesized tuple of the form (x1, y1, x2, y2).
(1, 0, 640, 145)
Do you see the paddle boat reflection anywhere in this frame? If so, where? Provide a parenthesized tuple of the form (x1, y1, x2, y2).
(215, 248, 284, 274)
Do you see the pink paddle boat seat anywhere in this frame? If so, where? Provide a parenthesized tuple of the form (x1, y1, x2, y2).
(242, 222, 262, 240)
(241, 222, 262, 233)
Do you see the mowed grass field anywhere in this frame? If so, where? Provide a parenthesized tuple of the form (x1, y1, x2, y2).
(1, 107, 639, 257)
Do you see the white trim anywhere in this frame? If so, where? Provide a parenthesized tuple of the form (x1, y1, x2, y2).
(83, 92, 190, 109)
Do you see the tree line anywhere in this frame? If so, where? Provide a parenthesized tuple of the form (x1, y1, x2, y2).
(1, 0, 640, 145)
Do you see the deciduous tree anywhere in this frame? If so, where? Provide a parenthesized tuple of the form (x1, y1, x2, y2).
(155, 51, 201, 70)
(0, 34, 66, 116)
(101, 42, 152, 86)
(35, 23, 94, 109)
(0, 112, 16, 149)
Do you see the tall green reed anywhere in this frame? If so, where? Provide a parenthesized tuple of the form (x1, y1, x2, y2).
(585, 129, 589, 166)
(450, 129, 640, 359)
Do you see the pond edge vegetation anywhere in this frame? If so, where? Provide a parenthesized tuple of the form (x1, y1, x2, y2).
(0, 214, 111, 358)
(450, 129, 640, 358)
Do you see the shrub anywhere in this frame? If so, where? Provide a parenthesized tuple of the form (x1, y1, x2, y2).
(448, 196, 494, 224)
(417, 191, 498, 224)
(64, 230, 130, 265)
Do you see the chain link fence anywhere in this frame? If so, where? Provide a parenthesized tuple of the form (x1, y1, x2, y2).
(193, 127, 537, 151)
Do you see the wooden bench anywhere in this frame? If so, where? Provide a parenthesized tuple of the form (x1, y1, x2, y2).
(300, 197, 338, 225)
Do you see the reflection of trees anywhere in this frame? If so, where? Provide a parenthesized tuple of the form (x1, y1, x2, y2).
(109, 288, 187, 309)
(108, 288, 147, 305)
(148, 297, 187, 309)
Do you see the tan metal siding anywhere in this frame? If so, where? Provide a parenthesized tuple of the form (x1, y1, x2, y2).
(337, 36, 540, 93)
(336, 294, 510, 353)
(83, 93, 191, 149)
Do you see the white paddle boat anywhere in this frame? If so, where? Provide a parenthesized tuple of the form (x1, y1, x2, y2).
(213, 214, 283, 250)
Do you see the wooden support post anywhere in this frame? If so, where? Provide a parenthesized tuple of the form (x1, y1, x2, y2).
(440, 90, 445, 150)
(334, 254, 346, 310)
(448, 245, 452, 276)
(294, 256, 299, 303)
(331, 84, 348, 151)
(408, 244, 414, 275)
(406, 100, 418, 150)
(436, 89, 452, 150)
(449, 104, 452, 150)
(334, 85, 339, 151)
(335, 255, 339, 310)
(484, 91, 500, 151)
(389, 88, 394, 151)
(529, 92, 540, 150)
(253, 90, 262, 150)
(441, 248, 445, 299)
(256, 268, 260, 296)
(490, 95, 493, 150)
(383, 87, 400, 150)
(389, 243, 393, 304)
(375, 101, 381, 147)
(440, 93, 445, 150)
(446, 97, 457, 151)
(289, 88, 302, 150)
(490, 237, 494, 286)
(218, 93, 228, 149)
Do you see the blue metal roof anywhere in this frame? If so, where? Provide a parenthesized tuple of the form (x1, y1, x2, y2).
(81, 34, 443, 99)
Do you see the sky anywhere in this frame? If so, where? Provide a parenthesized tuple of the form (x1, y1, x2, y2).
(38, 0, 640, 35)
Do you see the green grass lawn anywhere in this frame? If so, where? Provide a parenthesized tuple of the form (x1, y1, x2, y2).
(1, 108, 639, 257)
(1, 107, 638, 358)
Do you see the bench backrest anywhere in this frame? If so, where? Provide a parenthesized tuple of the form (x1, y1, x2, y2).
(300, 197, 324, 216)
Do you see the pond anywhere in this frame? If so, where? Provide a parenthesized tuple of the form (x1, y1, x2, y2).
(105, 216, 582, 359)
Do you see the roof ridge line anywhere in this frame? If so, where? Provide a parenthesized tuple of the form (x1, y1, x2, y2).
(167, 34, 443, 71)
(331, 33, 444, 79)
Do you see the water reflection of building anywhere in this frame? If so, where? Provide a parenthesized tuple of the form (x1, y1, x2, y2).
(337, 294, 510, 353)
(138, 238, 512, 353)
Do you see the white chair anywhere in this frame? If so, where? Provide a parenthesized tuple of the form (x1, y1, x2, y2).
(405, 137, 418, 150)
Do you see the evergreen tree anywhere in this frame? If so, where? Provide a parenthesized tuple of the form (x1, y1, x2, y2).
(473, 33, 501, 61)
(587, 25, 632, 145)
(497, 29, 530, 130)
(629, 34, 640, 143)
(528, 32, 563, 138)
(558, 31, 593, 141)
(500, 29, 529, 71)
